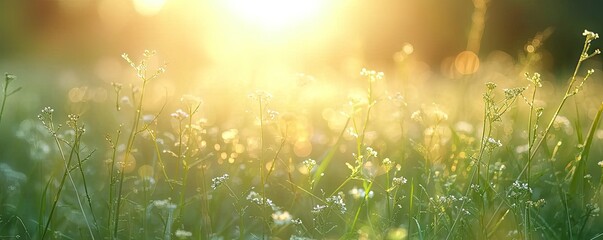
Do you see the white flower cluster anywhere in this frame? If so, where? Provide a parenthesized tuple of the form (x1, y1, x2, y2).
(171, 109, 189, 120)
(210, 174, 229, 190)
(326, 194, 347, 214)
(507, 180, 533, 198)
(246, 190, 280, 211)
(392, 176, 408, 186)
(360, 68, 384, 82)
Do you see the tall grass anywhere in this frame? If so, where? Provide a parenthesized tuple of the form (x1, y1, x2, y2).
(0, 30, 602, 240)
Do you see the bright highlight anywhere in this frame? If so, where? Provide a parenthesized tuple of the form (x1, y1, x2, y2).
(133, 0, 166, 16)
(224, 0, 325, 30)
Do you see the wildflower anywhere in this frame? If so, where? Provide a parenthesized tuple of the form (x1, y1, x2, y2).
(382, 158, 392, 168)
(312, 204, 327, 213)
(66, 114, 79, 126)
(175, 229, 192, 239)
(5, 72, 16, 82)
(302, 158, 316, 171)
(493, 162, 506, 171)
(347, 127, 359, 138)
(366, 147, 378, 158)
(291, 218, 303, 225)
(41, 106, 54, 115)
(171, 109, 189, 120)
(410, 110, 422, 122)
(485, 82, 497, 90)
(392, 176, 408, 186)
(583, 29, 600, 42)
(271, 211, 292, 226)
(360, 68, 384, 82)
(525, 72, 542, 87)
(210, 174, 229, 190)
(432, 108, 448, 122)
(121, 53, 135, 68)
(503, 87, 526, 100)
(246, 190, 280, 211)
(486, 137, 502, 149)
(527, 199, 546, 209)
(507, 180, 532, 198)
(598, 161, 603, 167)
(326, 194, 347, 213)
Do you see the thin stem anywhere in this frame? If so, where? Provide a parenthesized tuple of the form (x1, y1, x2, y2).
(0, 78, 9, 126)
(517, 35, 594, 181)
(114, 79, 148, 238)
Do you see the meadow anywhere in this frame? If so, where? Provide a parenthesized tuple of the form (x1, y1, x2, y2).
(1, 4, 603, 240)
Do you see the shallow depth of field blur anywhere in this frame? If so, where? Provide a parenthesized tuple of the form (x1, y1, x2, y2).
(1, 0, 603, 239)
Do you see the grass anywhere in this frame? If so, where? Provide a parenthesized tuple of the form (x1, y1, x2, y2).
(0, 29, 602, 240)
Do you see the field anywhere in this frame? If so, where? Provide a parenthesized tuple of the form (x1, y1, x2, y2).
(1, 1, 603, 240)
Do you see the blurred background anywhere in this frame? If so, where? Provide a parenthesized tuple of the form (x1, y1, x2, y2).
(1, 0, 601, 91)
(0, 0, 602, 156)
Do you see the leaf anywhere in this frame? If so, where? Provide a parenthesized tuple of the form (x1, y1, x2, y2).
(570, 102, 603, 194)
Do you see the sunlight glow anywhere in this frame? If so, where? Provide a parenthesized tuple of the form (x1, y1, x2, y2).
(224, 0, 325, 30)
(133, 0, 166, 16)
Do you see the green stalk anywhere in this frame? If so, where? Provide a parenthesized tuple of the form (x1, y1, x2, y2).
(570, 102, 603, 194)
(114, 78, 148, 239)
(408, 178, 414, 239)
(0, 73, 20, 126)
(0, 76, 9, 126)
(386, 169, 392, 226)
(518, 33, 598, 181)
(107, 129, 121, 236)
(348, 181, 374, 236)
(176, 115, 188, 227)
(446, 97, 491, 239)
(42, 123, 94, 239)
(74, 128, 100, 236)
(312, 117, 350, 187)
(258, 96, 269, 238)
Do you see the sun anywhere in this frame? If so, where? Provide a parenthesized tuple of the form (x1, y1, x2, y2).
(224, 0, 326, 31)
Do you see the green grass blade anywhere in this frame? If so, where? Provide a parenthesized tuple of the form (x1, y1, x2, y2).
(312, 117, 350, 187)
(570, 102, 603, 194)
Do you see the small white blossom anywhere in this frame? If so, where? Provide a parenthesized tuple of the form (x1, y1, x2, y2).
(210, 174, 229, 190)
(393, 177, 408, 186)
(366, 147, 378, 158)
(326, 193, 347, 213)
(583, 29, 600, 41)
(171, 109, 189, 120)
(486, 137, 502, 149)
